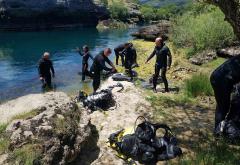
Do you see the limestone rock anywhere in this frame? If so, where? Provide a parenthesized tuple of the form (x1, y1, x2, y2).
(217, 46, 240, 58)
(131, 20, 171, 41)
(5, 93, 91, 164)
(189, 50, 217, 65)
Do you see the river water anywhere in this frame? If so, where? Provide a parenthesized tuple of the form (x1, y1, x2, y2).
(0, 28, 136, 102)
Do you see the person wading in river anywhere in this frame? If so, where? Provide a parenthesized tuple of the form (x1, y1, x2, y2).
(145, 37, 172, 93)
(114, 44, 125, 66)
(38, 52, 55, 89)
(76, 45, 94, 81)
(90, 48, 116, 92)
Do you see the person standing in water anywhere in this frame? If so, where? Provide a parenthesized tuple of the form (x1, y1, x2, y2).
(38, 52, 55, 88)
(77, 45, 94, 81)
(114, 44, 125, 66)
(122, 43, 135, 80)
(145, 37, 172, 93)
(90, 48, 116, 92)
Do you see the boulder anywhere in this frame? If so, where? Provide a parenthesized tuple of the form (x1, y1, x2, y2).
(217, 46, 240, 58)
(131, 20, 171, 41)
(5, 93, 92, 165)
(189, 50, 217, 65)
(0, 0, 109, 30)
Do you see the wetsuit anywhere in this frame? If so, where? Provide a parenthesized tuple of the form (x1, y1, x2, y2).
(122, 47, 135, 80)
(210, 55, 240, 129)
(38, 58, 55, 88)
(90, 52, 113, 92)
(114, 44, 125, 65)
(78, 51, 93, 81)
(147, 44, 172, 91)
(132, 47, 138, 65)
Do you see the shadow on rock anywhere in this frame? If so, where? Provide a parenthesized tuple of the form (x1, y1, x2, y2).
(71, 124, 100, 165)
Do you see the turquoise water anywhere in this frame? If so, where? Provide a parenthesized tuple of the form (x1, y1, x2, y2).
(0, 28, 135, 101)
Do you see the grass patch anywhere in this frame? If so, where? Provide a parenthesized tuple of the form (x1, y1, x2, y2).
(11, 144, 42, 165)
(203, 57, 226, 69)
(0, 124, 9, 154)
(185, 73, 213, 97)
(179, 136, 240, 165)
(11, 110, 40, 121)
(0, 124, 7, 134)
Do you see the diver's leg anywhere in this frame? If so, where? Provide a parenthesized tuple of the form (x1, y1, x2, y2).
(82, 65, 86, 81)
(115, 50, 119, 65)
(93, 73, 101, 93)
(210, 74, 232, 128)
(153, 64, 160, 92)
(161, 67, 169, 92)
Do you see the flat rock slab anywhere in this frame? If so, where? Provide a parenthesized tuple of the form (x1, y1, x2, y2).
(0, 92, 70, 124)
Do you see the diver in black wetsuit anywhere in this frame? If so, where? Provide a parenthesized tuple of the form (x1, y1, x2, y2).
(146, 37, 172, 93)
(77, 45, 94, 81)
(114, 44, 125, 66)
(210, 55, 240, 131)
(122, 43, 135, 80)
(38, 52, 55, 88)
(90, 48, 116, 92)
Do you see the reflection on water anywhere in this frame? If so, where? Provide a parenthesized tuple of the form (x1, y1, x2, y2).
(0, 28, 135, 101)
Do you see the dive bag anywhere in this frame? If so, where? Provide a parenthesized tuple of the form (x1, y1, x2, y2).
(109, 117, 182, 164)
(112, 73, 132, 82)
(78, 83, 124, 111)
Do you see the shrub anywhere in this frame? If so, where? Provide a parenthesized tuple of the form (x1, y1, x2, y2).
(172, 3, 235, 57)
(140, 4, 181, 22)
(109, 1, 129, 21)
(185, 73, 213, 97)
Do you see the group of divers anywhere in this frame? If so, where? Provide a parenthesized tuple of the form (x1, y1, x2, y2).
(38, 36, 240, 139)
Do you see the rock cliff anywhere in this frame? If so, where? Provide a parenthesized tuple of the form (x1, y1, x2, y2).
(0, 0, 109, 30)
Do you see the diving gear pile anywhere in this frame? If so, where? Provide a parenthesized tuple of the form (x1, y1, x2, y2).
(108, 116, 182, 164)
(78, 83, 124, 111)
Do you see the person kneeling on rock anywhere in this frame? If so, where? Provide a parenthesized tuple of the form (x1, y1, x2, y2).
(38, 52, 55, 89)
(90, 48, 116, 93)
(210, 55, 240, 137)
(145, 37, 172, 93)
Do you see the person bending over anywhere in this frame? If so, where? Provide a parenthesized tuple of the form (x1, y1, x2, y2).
(77, 45, 94, 81)
(90, 48, 116, 92)
(114, 44, 125, 66)
(38, 52, 55, 88)
(210, 55, 240, 132)
(145, 37, 172, 93)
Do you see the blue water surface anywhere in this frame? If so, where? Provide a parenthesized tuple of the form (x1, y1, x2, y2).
(0, 28, 136, 101)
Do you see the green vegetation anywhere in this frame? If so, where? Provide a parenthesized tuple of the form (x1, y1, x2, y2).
(179, 137, 240, 165)
(185, 73, 213, 97)
(109, 1, 130, 21)
(140, 4, 181, 22)
(0, 124, 9, 154)
(172, 3, 235, 58)
(11, 110, 40, 121)
(11, 144, 42, 165)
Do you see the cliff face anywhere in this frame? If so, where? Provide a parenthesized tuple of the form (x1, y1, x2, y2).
(0, 0, 109, 30)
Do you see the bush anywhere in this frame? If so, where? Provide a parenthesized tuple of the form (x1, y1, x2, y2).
(172, 3, 235, 57)
(185, 73, 213, 97)
(109, 1, 129, 21)
(140, 4, 181, 22)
